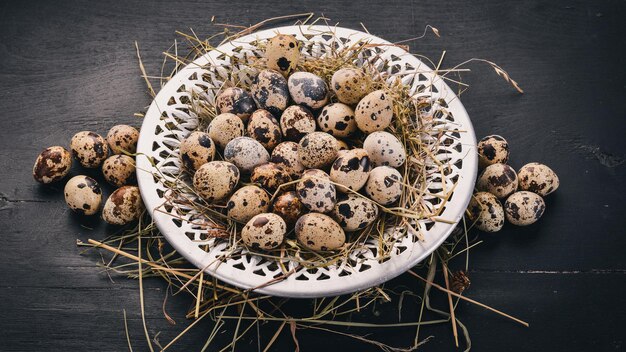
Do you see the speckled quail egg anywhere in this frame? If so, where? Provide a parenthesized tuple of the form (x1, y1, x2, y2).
(470, 192, 505, 233)
(247, 109, 282, 150)
(250, 162, 292, 193)
(336, 139, 349, 151)
(106, 125, 139, 155)
(193, 161, 240, 202)
(102, 155, 136, 187)
(517, 163, 559, 196)
(265, 34, 300, 77)
(64, 175, 102, 215)
(33, 146, 72, 184)
(331, 68, 369, 104)
(226, 185, 270, 223)
(296, 169, 337, 213)
(179, 131, 215, 172)
(477, 163, 518, 199)
(279, 105, 316, 141)
(70, 131, 109, 168)
(365, 166, 403, 205)
(298, 132, 339, 169)
(295, 213, 346, 251)
(251, 69, 290, 116)
(215, 87, 257, 122)
(330, 148, 371, 192)
(363, 131, 406, 168)
(102, 185, 145, 225)
(224, 137, 270, 173)
(272, 191, 305, 227)
(242, 213, 286, 250)
(477, 135, 509, 169)
(504, 191, 546, 226)
(317, 103, 357, 138)
(330, 194, 379, 232)
(207, 113, 245, 149)
(354, 90, 394, 133)
(270, 141, 305, 178)
(287, 72, 329, 110)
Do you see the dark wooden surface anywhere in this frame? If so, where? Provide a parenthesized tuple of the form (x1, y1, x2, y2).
(1, 0, 625, 351)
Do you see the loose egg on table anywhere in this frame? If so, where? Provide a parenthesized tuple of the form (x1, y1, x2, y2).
(64, 175, 102, 216)
(363, 131, 406, 168)
(242, 213, 287, 250)
(102, 155, 136, 187)
(272, 191, 305, 227)
(247, 109, 282, 150)
(354, 90, 393, 133)
(468, 192, 505, 233)
(297, 132, 339, 169)
(193, 161, 240, 202)
(279, 105, 316, 142)
(476, 163, 518, 199)
(215, 87, 257, 122)
(250, 162, 291, 193)
(106, 125, 139, 155)
(102, 185, 145, 225)
(270, 141, 305, 179)
(331, 194, 379, 232)
(517, 162, 559, 196)
(224, 137, 270, 173)
(287, 72, 329, 110)
(264, 34, 300, 77)
(251, 69, 290, 116)
(178, 131, 215, 172)
(70, 131, 109, 168)
(33, 146, 72, 184)
(504, 191, 546, 226)
(365, 166, 403, 205)
(330, 148, 371, 192)
(226, 185, 270, 223)
(295, 213, 346, 251)
(477, 135, 510, 169)
(331, 67, 369, 104)
(296, 169, 337, 213)
(207, 113, 245, 149)
(317, 103, 357, 138)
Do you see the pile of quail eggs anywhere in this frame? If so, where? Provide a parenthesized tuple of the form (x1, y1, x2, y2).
(467, 135, 560, 232)
(33, 125, 144, 225)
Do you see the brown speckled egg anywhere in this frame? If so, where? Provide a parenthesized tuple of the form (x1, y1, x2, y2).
(251, 69, 289, 116)
(298, 132, 339, 169)
(33, 146, 72, 184)
(265, 34, 300, 77)
(102, 155, 136, 187)
(317, 103, 357, 138)
(64, 175, 102, 215)
(477, 135, 509, 169)
(517, 163, 559, 196)
(288, 72, 329, 110)
(70, 131, 109, 168)
(355, 90, 393, 133)
(295, 213, 346, 251)
(207, 113, 245, 149)
(250, 162, 291, 193)
(330, 148, 371, 192)
(193, 161, 240, 202)
(504, 191, 545, 226)
(102, 185, 144, 225)
(365, 166, 403, 205)
(179, 131, 215, 172)
(330, 194, 379, 232)
(296, 169, 336, 213)
(270, 141, 305, 178)
(470, 192, 505, 233)
(279, 105, 316, 142)
(477, 163, 518, 199)
(247, 109, 282, 150)
(272, 191, 305, 227)
(215, 87, 257, 122)
(331, 68, 369, 104)
(106, 125, 139, 155)
(336, 139, 349, 151)
(363, 131, 406, 168)
(224, 137, 270, 173)
(226, 185, 270, 223)
(242, 213, 286, 250)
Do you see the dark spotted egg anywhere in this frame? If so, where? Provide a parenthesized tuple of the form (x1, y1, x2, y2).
(317, 103, 357, 138)
(179, 131, 215, 172)
(296, 169, 336, 213)
(469, 192, 505, 232)
(331, 68, 369, 104)
(504, 191, 545, 226)
(226, 185, 270, 223)
(279, 105, 316, 142)
(363, 131, 406, 168)
(477, 135, 510, 169)
(270, 141, 305, 178)
(193, 161, 240, 202)
(242, 213, 286, 250)
(365, 166, 403, 205)
(330, 194, 379, 232)
(250, 162, 291, 193)
(247, 109, 282, 150)
(106, 125, 139, 155)
(288, 72, 329, 110)
(215, 87, 257, 122)
(517, 163, 559, 196)
(33, 146, 72, 184)
(70, 131, 109, 168)
(295, 213, 345, 251)
(102, 186, 145, 225)
(64, 175, 102, 216)
(354, 90, 394, 133)
(272, 191, 305, 227)
(207, 113, 245, 149)
(102, 155, 136, 187)
(265, 34, 300, 77)
(251, 69, 290, 116)
(224, 137, 270, 173)
(330, 148, 371, 192)
(298, 132, 339, 169)
(477, 163, 518, 199)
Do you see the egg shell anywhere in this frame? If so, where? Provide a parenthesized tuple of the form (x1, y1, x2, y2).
(331, 194, 379, 231)
(102, 155, 136, 187)
(33, 146, 72, 184)
(504, 191, 546, 226)
(296, 169, 337, 213)
(193, 161, 240, 202)
(470, 192, 505, 233)
(317, 103, 357, 138)
(250, 162, 291, 193)
(517, 163, 559, 196)
(288, 72, 329, 110)
(298, 132, 339, 169)
(224, 137, 270, 173)
(226, 185, 270, 223)
(247, 109, 282, 150)
(272, 191, 305, 227)
(64, 175, 102, 216)
(70, 131, 109, 168)
(242, 213, 286, 250)
(295, 213, 346, 251)
(336, 139, 350, 151)
(477, 163, 518, 199)
(477, 135, 509, 169)
(354, 90, 394, 133)
(363, 131, 406, 168)
(215, 87, 257, 121)
(106, 125, 139, 155)
(270, 141, 305, 178)
(102, 186, 145, 225)
(207, 113, 245, 149)
(365, 166, 403, 205)
(279, 105, 316, 142)
(331, 68, 369, 104)
(265, 34, 300, 76)
(330, 148, 371, 192)
(179, 131, 215, 172)
(251, 69, 290, 116)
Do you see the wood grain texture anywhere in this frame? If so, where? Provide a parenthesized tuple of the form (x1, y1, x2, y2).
(1, 0, 625, 351)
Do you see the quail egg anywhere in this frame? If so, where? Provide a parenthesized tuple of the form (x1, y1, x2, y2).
(287, 71, 329, 110)
(251, 69, 289, 116)
(193, 161, 240, 202)
(250, 162, 292, 193)
(215, 87, 257, 122)
(242, 213, 286, 250)
(295, 213, 346, 251)
(265, 34, 300, 77)
(102, 155, 136, 187)
(470, 192, 505, 233)
(270, 141, 305, 178)
(102, 185, 145, 225)
(226, 185, 270, 223)
(331, 68, 369, 104)
(298, 132, 339, 169)
(272, 191, 305, 227)
(279, 105, 316, 141)
(179, 131, 215, 172)
(106, 125, 139, 155)
(477, 163, 518, 199)
(354, 90, 394, 133)
(365, 166, 403, 205)
(517, 163, 559, 196)
(33, 146, 72, 184)
(64, 175, 102, 215)
(207, 112, 245, 149)
(224, 137, 270, 173)
(330, 148, 371, 192)
(363, 131, 406, 168)
(336, 139, 350, 151)
(70, 131, 109, 168)
(504, 191, 546, 226)
(247, 109, 282, 150)
(317, 103, 357, 138)
(477, 135, 510, 169)
(296, 169, 337, 213)
(330, 194, 379, 231)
